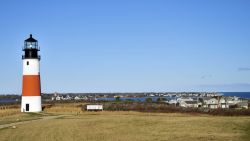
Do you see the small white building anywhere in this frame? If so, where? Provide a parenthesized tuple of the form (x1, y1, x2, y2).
(236, 102, 248, 109)
(224, 96, 241, 104)
(177, 97, 193, 103)
(86, 105, 103, 111)
(51, 97, 55, 101)
(65, 95, 72, 100)
(74, 96, 81, 100)
(165, 99, 178, 105)
(55, 96, 62, 101)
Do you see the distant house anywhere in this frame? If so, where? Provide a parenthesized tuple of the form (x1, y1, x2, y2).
(149, 94, 155, 97)
(179, 101, 201, 108)
(177, 97, 193, 103)
(82, 96, 88, 100)
(222, 96, 244, 108)
(201, 97, 218, 109)
(236, 102, 248, 109)
(66, 95, 72, 100)
(177, 97, 202, 108)
(74, 96, 80, 100)
(165, 99, 177, 105)
(218, 97, 229, 108)
(205, 96, 247, 109)
(55, 96, 62, 101)
(228, 96, 242, 104)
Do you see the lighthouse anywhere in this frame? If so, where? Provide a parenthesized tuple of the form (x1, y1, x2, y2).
(21, 34, 42, 112)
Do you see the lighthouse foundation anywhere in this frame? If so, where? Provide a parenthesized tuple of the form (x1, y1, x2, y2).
(21, 96, 42, 112)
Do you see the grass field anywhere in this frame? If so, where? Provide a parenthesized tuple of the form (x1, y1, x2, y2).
(0, 108, 56, 125)
(0, 110, 250, 141)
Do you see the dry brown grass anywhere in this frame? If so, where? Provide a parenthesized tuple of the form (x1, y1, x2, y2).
(0, 111, 250, 141)
(0, 112, 46, 125)
(0, 108, 20, 117)
(43, 103, 83, 114)
(0, 106, 52, 125)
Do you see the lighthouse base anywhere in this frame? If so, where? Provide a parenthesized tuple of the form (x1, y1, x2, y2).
(21, 96, 42, 112)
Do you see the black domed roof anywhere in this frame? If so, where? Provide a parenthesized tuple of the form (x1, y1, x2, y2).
(25, 34, 37, 42)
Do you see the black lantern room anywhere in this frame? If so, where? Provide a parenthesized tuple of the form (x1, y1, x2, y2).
(22, 34, 40, 60)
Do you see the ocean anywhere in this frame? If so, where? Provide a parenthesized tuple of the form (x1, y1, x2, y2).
(0, 99, 18, 104)
(221, 92, 250, 99)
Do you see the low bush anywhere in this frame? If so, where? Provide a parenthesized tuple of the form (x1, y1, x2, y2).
(94, 102, 250, 116)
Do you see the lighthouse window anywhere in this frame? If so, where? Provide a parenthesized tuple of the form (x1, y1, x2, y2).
(27, 61, 29, 65)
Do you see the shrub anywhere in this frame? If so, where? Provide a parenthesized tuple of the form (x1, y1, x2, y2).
(145, 98, 152, 103)
(95, 102, 250, 116)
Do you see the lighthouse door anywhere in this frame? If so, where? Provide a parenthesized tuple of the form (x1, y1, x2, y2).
(26, 104, 29, 112)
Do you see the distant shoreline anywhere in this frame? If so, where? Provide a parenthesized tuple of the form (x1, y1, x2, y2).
(0, 92, 250, 104)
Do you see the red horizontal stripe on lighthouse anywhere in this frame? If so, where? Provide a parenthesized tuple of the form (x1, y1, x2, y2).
(22, 75, 41, 96)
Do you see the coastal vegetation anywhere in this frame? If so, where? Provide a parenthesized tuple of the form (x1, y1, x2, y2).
(100, 102, 250, 116)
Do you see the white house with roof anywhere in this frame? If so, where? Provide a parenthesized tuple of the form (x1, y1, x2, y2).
(165, 99, 178, 105)
(74, 96, 81, 100)
(218, 97, 229, 108)
(201, 97, 218, 109)
(236, 101, 248, 109)
(177, 97, 202, 108)
(55, 95, 62, 101)
(177, 97, 193, 103)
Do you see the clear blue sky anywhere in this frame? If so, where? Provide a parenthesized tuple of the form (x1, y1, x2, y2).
(0, 0, 250, 94)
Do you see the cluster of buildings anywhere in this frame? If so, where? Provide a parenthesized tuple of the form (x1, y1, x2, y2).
(166, 96, 248, 109)
(51, 94, 89, 101)
(145, 92, 219, 97)
(49, 92, 249, 109)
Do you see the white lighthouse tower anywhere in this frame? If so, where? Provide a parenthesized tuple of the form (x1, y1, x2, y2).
(21, 34, 42, 112)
